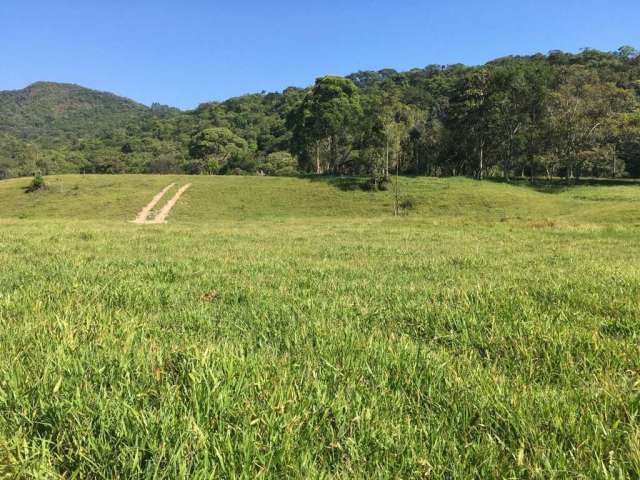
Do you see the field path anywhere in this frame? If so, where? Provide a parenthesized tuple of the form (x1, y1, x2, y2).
(148, 183, 192, 224)
(132, 183, 175, 224)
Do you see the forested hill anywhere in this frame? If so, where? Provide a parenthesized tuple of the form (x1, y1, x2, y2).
(0, 82, 163, 145)
(1, 47, 639, 181)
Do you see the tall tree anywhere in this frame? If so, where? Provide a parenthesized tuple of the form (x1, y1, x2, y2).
(548, 69, 635, 181)
(487, 66, 528, 180)
(288, 76, 362, 174)
(447, 69, 491, 178)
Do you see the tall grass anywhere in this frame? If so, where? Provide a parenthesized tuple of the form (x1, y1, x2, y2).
(0, 175, 639, 478)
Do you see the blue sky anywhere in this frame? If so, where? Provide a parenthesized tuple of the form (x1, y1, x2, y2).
(1, 0, 638, 109)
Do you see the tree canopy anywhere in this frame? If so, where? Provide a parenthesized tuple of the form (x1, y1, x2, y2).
(1, 47, 639, 182)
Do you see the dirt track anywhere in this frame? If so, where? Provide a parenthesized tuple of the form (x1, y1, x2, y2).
(132, 183, 191, 224)
(151, 184, 192, 223)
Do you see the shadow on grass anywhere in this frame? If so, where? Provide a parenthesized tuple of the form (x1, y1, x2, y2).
(299, 174, 640, 194)
(301, 175, 370, 191)
(486, 177, 640, 194)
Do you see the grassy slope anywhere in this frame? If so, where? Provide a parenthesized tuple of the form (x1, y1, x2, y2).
(0, 175, 639, 478)
(2, 174, 638, 223)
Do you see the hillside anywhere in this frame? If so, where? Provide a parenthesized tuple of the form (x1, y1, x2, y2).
(0, 81, 151, 144)
(1, 174, 639, 226)
(1, 47, 638, 181)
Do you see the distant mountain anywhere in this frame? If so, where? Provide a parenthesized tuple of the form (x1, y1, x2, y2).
(0, 81, 152, 145)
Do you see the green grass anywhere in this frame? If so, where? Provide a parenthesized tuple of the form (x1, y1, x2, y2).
(1, 175, 639, 478)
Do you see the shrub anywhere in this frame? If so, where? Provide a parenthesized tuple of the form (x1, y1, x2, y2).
(221, 153, 257, 175)
(399, 195, 417, 213)
(261, 152, 299, 176)
(25, 174, 46, 193)
(364, 175, 390, 191)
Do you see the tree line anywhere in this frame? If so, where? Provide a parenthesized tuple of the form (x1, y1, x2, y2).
(1, 47, 639, 183)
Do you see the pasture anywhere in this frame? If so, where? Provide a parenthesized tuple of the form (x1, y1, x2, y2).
(0, 175, 639, 478)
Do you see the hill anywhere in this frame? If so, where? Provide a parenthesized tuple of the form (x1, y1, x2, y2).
(0, 81, 151, 144)
(0, 47, 638, 181)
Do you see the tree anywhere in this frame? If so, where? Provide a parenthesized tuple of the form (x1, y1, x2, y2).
(403, 114, 445, 176)
(261, 151, 298, 176)
(521, 62, 553, 181)
(188, 127, 248, 174)
(615, 46, 639, 61)
(487, 66, 528, 180)
(370, 83, 404, 179)
(381, 101, 420, 179)
(3, 46, 640, 180)
(288, 76, 362, 174)
(447, 69, 492, 178)
(605, 108, 640, 176)
(547, 69, 635, 182)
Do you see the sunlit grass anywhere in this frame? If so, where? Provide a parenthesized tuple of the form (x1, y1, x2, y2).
(1, 175, 639, 478)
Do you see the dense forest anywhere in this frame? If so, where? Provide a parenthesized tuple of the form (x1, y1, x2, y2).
(1, 47, 639, 183)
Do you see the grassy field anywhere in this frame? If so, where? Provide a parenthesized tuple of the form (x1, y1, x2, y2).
(1, 174, 639, 478)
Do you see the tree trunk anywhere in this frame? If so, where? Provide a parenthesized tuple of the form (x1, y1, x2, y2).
(329, 136, 337, 173)
(529, 156, 535, 183)
(479, 140, 484, 180)
(394, 156, 400, 216)
(385, 136, 390, 180)
(315, 141, 321, 174)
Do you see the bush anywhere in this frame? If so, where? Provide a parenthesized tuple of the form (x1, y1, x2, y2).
(25, 174, 46, 193)
(221, 153, 257, 175)
(363, 175, 390, 191)
(399, 195, 417, 212)
(394, 195, 417, 215)
(261, 152, 299, 176)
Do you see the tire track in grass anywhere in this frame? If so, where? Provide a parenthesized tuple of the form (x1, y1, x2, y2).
(132, 183, 175, 224)
(148, 183, 192, 224)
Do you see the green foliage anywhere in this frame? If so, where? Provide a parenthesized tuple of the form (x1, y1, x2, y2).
(221, 151, 258, 175)
(24, 174, 46, 193)
(289, 76, 363, 174)
(0, 81, 150, 144)
(188, 127, 248, 159)
(363, 171, 390, 191)
(1, 47, 639, 180)
(261, 151, 298, 176)
(187, 127, 249, 174)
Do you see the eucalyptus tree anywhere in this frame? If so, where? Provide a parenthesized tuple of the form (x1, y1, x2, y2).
(447, 69, 492, 178)
(487, 65, 529, 180)
(603, 107, 640, 176)
(548, 69, 635, 181)
(288, 76, 362, 174)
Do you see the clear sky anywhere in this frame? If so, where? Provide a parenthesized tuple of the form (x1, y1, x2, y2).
(1, 0, 638, 109)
